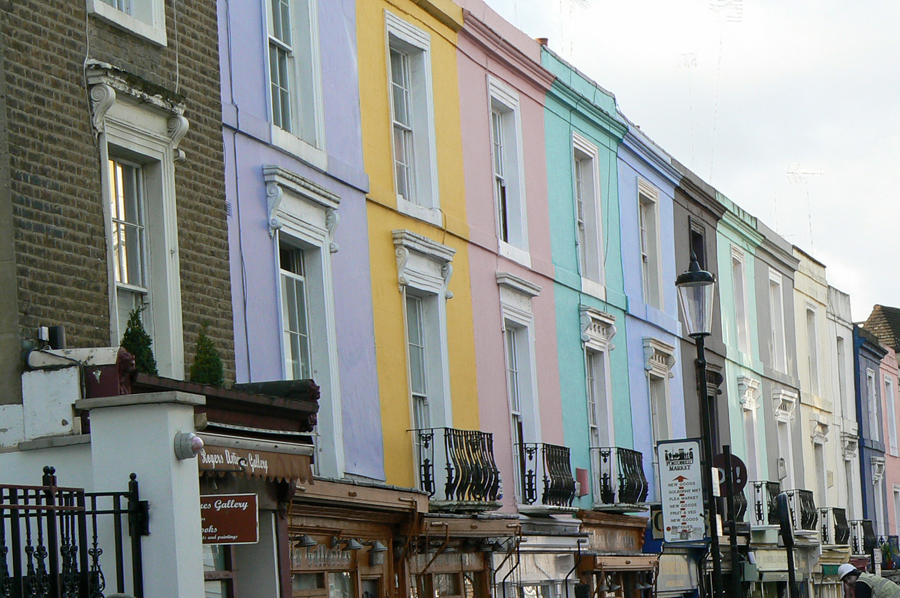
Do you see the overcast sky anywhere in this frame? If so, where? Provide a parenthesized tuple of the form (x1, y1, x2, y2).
(483, 0, 900, 321)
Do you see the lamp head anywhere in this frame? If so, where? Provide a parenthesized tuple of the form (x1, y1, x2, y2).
(676, 252, 716, 337)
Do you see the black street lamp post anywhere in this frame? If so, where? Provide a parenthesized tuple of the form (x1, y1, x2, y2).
(676, 254, 724, 598)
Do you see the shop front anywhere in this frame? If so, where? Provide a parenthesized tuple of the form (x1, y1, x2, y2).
(655, 551, 699, 598)
(198, 433, 317, 598)
(747, 548, 793, 598)
(577, 512, 657, 598)
(288, 479, 428, 598)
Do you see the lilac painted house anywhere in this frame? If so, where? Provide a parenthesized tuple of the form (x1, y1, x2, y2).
(218, 0, 381, 480)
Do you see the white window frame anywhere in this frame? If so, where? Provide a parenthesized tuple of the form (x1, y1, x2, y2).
(643, 337, 675, 498)
(580, 306, 616, 449)
(89, 71, 186, 379)
(489, 77, 529, 266)
(893, 485, 900, 536)
(873, 458, 887, 536)
(263, 0, 326, 168)
(888, 375, 899, 456)
(86, 0, 167, 46)
(265, 165, 344, 477)
(731, 246, 751, 355)
(774, 389, 798, 489)
(395, 230, 455, 436)
(386, 12, 440, 226)
(837, 335, 850, 417)
(572, 132, 604, 297)
(868, 368, 880, 443)
(768, 269, 787, 372)
(806, 306, 820, 397)
(497, 272, 542, 503)
(738, 376, 761, 481)
(637, 179, 663, 310)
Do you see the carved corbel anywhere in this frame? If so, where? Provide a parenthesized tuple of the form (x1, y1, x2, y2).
(89, 83, 116, 137)
(266, 182, 284, 238)
(396, 246, 410, 293)
(442, 263, 453, 299)
(325, 209, 339, 253)
(168, 115, 190, 161)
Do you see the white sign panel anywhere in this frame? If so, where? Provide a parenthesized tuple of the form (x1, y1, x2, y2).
(657, 439, 705, 543)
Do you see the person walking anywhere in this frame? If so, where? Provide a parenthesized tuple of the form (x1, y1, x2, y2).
(839, 564, 900, 598)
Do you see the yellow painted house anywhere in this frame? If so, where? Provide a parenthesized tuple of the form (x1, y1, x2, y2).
(356, 0, 480, 488)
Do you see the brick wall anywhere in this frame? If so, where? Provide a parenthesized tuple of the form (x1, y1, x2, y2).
(2, 0, 235, 383)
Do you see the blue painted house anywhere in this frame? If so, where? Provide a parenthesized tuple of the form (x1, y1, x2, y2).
(615, 115, 686, 503)
(219, 0, 380, 480)
(855, 325, 889, 542)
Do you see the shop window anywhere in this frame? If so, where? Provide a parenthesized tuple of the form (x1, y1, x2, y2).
(415, 572, 483, 598)
(293, 572, 354, 598)
(204, 544, 236, 598)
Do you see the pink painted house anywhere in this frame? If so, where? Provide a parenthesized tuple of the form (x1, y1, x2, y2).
(455, 0, 562, 515)
(880, 346, 900, 537)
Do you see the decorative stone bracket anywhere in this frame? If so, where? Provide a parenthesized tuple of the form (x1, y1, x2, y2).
(738, 376, 760, 411)
(643, 338, 676, 379)
(393, 230, 455, 299)
(773, 389, 798, 422)
(872, 457, 886, 482)
(842, 432, 859, 460)
(86, 61, 189, 160)
(580, 306, 616, 352)
(810, 416, 830, 445)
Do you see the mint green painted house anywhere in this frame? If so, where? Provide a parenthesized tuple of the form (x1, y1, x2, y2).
(715, 193, 771, 486)
(541, 48, 639, 511)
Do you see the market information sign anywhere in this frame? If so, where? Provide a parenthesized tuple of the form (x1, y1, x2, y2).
(657, 439, 705, 543)
(201, 493, 259, 544)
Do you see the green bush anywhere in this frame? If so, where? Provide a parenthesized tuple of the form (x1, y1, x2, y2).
(189, 323, 224, 387)
(120, 306, 158, 376)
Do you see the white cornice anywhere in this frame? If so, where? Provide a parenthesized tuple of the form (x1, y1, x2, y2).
(495, 272, 541, 298)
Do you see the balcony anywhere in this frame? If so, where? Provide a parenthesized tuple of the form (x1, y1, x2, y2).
(785, 489, 818, 537)
(820, 507, 850, 547)
(749, 481, 780, 528)
(412, 428, 502, 512)
(851, 520, 877, 556)
(518, 443, 576, 512)
(590, 447, 648, 512)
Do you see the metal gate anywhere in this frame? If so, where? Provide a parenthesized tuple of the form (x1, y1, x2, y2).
(0, 466, 148, 598)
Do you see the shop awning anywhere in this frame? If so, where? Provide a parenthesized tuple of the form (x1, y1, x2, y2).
(198, 434, 314, 484)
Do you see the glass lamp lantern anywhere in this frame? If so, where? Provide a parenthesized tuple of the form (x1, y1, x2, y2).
(675, 254, 716, 338)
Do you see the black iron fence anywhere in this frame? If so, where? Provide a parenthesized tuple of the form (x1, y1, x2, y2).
(412, 427, 502, 507)
(784, 489, 818, 531)
(0, 467, 148, 598)
(851, 519, 877, 556)
(590, 447, 648, 506)
(820, 507, 850, 546)
(749, 481, 780, 528)
(518, 443, 575, 508)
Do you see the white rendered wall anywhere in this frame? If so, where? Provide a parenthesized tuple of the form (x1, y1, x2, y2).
(81, 391, 206, 598)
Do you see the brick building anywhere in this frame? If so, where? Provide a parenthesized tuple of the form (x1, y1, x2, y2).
(0, 0, 234, 406)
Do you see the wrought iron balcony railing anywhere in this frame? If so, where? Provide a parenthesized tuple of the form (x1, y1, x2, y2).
(850, 520, 877, 555)
(412, 428, 502, 510)
(590, 447, 648, 507)
(728, 488, 748, 523)
(749, 481, 780, 528)
(785, 489, 818, 532)
(518, 443, 576, 508)
(820, 507, 850, 546)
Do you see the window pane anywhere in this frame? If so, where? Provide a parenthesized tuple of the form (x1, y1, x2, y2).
(434, 574, 461, 598)
(281, 247, 311, 380)
(406, 296, 426, 396)
(506, 328, 520, 413)
(204, 581, 226, 598)
(108, 158, 146, 289)
(294, 573, 325, 591)
(328, 572, 353, 598)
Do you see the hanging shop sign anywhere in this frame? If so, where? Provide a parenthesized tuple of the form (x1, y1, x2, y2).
(657, 439, 704, 543)
(201, 493, 259, 544)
